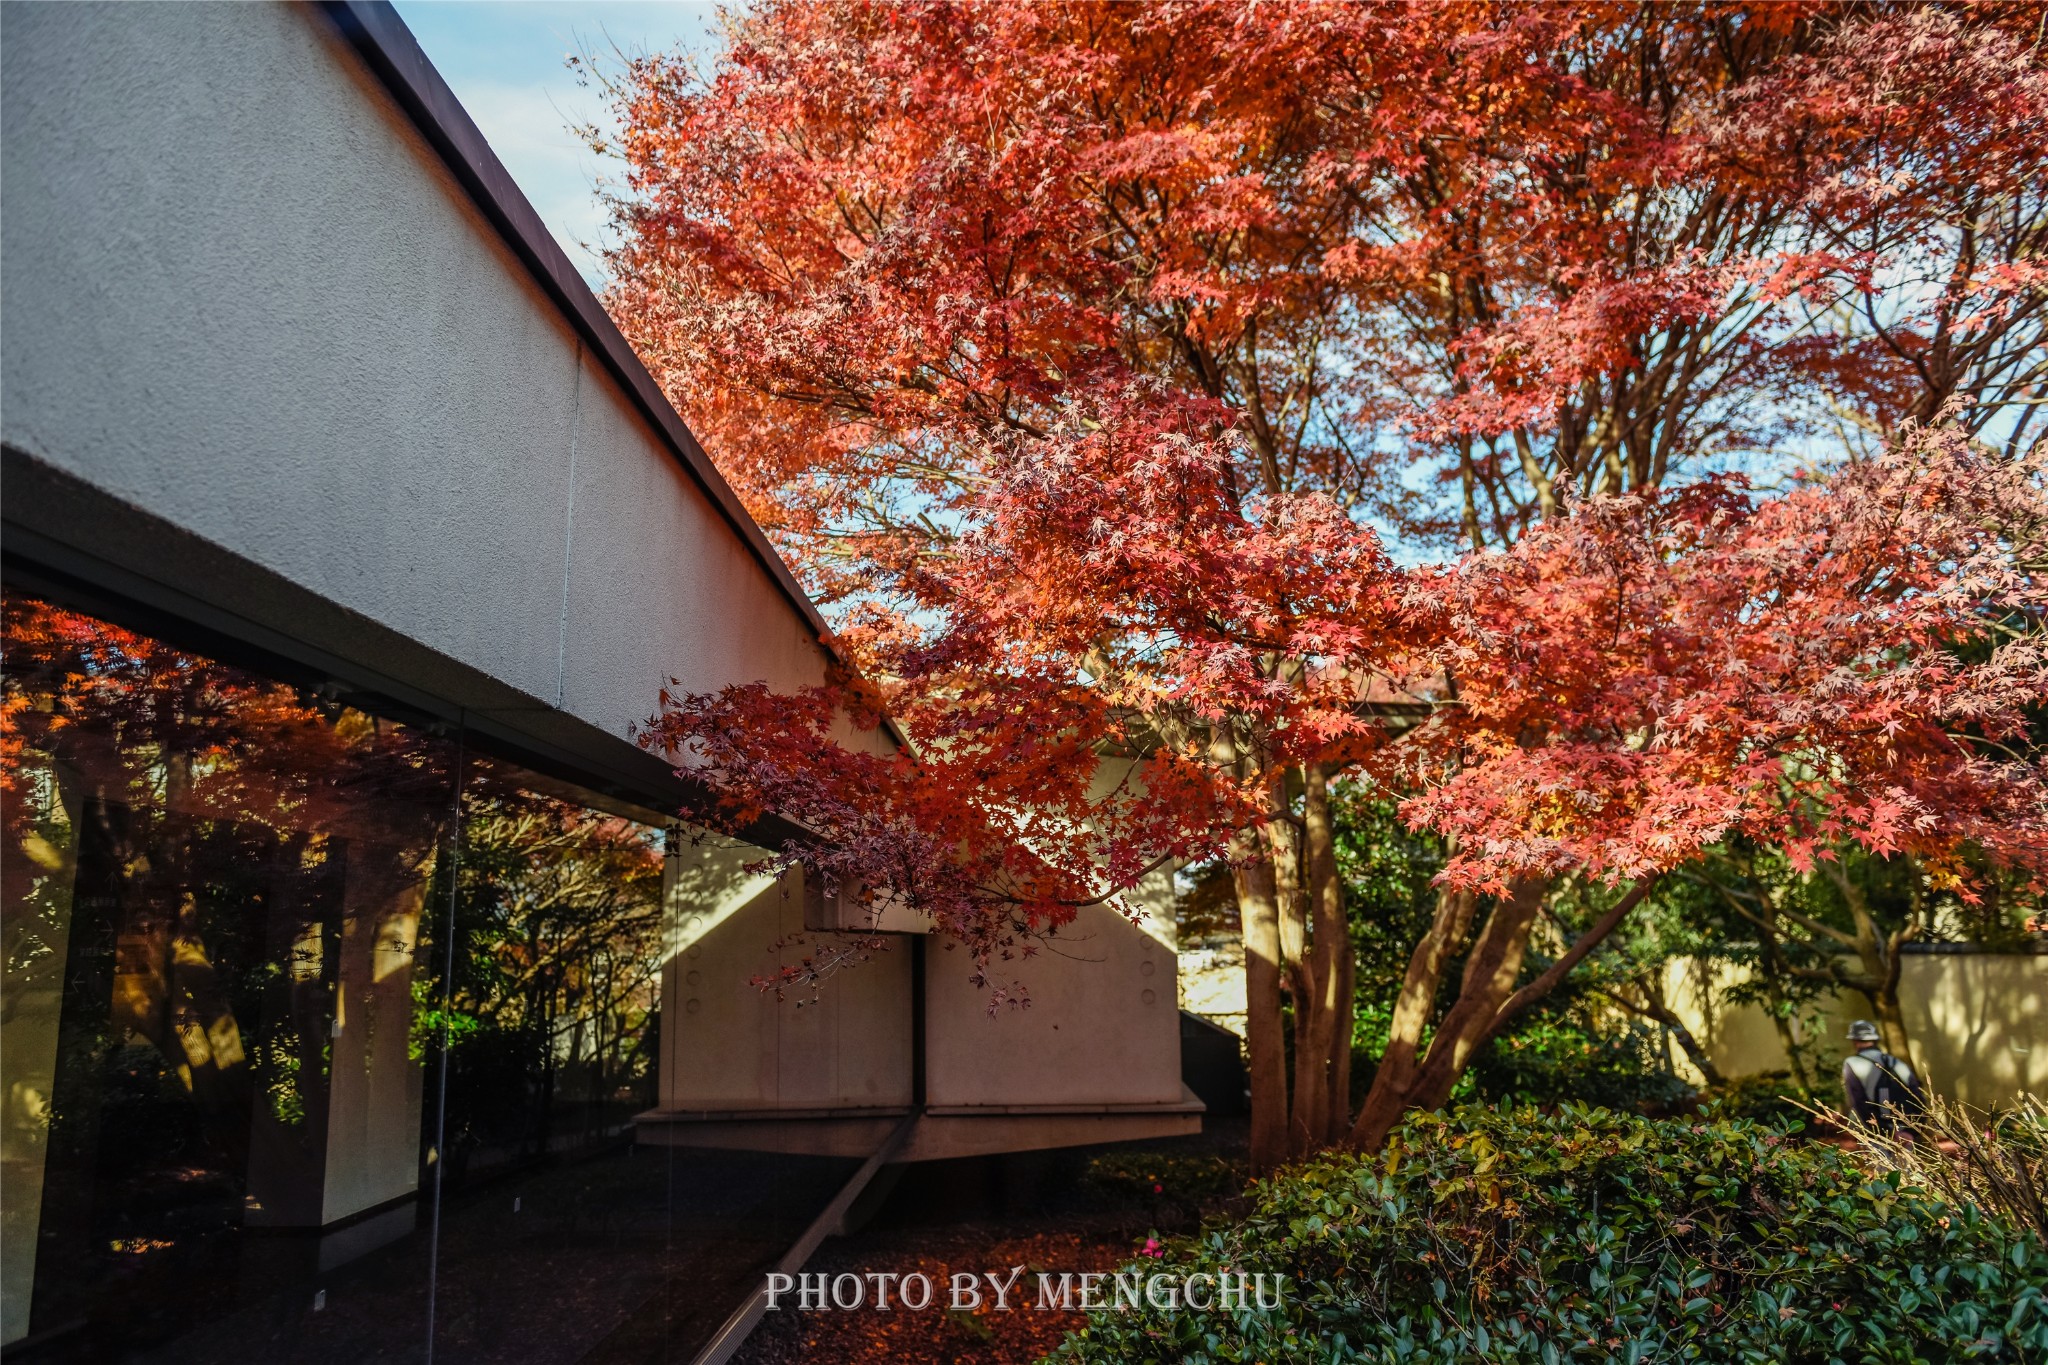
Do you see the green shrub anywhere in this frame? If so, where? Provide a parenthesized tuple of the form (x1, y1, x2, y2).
(1465, 1015, 1694, 1113)
(1351, 1003, 1696, 1116)
(1694, 1070, 1813, 1127)
(1050, 1105, 2048, 1364)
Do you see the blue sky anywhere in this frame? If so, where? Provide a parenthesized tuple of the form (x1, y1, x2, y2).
(392, 2, 722, 283)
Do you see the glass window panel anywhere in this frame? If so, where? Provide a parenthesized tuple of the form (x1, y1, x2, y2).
(434, 774, 668, 1180)
(3, 588, 871, 1364)
(423, 771, 864, 1365)
(1, 589, 456, 1361)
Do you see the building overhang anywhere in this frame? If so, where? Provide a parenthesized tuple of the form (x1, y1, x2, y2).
(635, 1090, 1207, 1162)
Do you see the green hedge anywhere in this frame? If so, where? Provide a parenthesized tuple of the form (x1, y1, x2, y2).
(1691, 1070, 1814, 1127)
(1050, 1106, 2048, 1364)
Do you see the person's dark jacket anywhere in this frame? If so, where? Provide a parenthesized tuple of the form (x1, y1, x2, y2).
(1842, 1048, 1925, 1130)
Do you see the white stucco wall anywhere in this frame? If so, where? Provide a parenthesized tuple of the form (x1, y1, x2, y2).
(0, 0, 853, 758)
(923, 865, 1185, 1111)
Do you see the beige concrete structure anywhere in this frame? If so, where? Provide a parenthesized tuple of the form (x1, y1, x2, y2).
(244, 851, 429, 1231)
(656, 847, 916, 1122)
(641, 840, 1201, 1160)
(1662, 951, 2048, 1107)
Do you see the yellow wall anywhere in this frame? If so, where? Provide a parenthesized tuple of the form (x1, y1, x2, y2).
(1663, 953, 2048, 1107)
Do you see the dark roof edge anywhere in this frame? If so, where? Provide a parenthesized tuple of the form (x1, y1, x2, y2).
(316, 1, 907, 752)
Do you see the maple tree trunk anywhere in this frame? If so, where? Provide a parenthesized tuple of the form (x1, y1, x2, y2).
(1230, 824, 1290, 1172)
(1823, 863, 1920, 1072)
(1289, 763, 1345, 1155)
(1270, 800, 1320, 1156)
(1229, 763, 1355, 1165)
(1345, 880, 1541, 1152)
(1346, 876, 1656, 1151)
(1399, 878, 1549, 1112)
(1345, 877, 1480, 1151)
(1326, 913, 1356, 1142)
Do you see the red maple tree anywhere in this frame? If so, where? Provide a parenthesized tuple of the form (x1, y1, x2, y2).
(607, 1, 2048, 1164)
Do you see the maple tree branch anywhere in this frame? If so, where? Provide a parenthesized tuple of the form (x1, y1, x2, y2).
(1768, 891, 1861, 951)
(1477, 876, 1660, 1049)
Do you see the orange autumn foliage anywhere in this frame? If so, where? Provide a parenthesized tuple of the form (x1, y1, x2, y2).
(605, 2, 2048, 1160)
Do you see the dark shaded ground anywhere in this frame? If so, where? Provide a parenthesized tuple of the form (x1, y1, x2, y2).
(72, 1121, 1246, 1365)
(734, 1119, 1251, 1365)
(124, 1145, 858, 1365)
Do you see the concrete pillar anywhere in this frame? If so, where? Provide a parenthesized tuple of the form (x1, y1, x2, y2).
(238, 838, 425, 1238)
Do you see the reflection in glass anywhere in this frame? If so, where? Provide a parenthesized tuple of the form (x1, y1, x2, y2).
(433, 782, 666, 1184)
(1, 592, 456, 1357)
(1, 589, 863, 1363)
